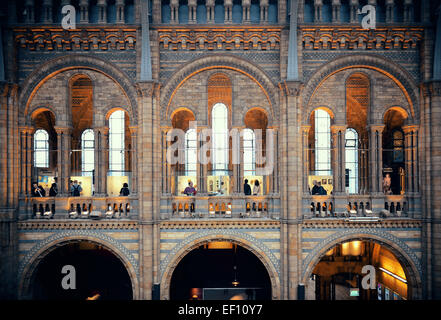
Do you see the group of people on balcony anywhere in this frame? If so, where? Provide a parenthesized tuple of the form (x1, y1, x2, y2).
(181, 179, 261, 196)
(311, 180, 328, 195)
(31, 179, 130, 197)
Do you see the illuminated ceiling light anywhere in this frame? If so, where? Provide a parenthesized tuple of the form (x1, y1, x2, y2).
(379, 267, 407, 283)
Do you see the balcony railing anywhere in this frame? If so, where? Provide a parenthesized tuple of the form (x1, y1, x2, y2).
(165, 195, 278, 219)
(28, 196, 137, 220)
(304, 193, 419, 219)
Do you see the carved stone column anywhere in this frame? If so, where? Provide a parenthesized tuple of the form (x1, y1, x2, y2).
(42, 0, 53, 23)
(116, 0, 125, 23)
(369, 124, 384, 194)
(350, 0, 359, 23)
(404, 0, 414, 22)
(332, 0, 341, 23)
(55, 127, 72, 196)
(93, 127, 108, 196)
(129, 126, 138, 195)
(314, 0, 323, 23)
(386, 0, 395, 23)
(79, 0, 89, 23)
(97, 0, 108, 23)
(330, 125, 346, 193)
(24, 0, 35, 24)
(260, 0, 269, 24)
(403, 125, 418, 193)
(302, 125, 311, 194)
(242, 0, 251, 23)
(189, 0, 197, 24)
(207, 0, 215, 23)
(19, 127, 33, 197)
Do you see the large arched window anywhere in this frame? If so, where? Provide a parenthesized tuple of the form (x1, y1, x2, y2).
(243, 128, 256, 176)
(212, 103, 229, 176)
(185, 129, 197, 176)
(314, 109, 331, 175)
(345, 128, 359, 194)
(81, 129, 95, 176)
(34, 129, 49, 168)
(109, 110, 125, 175)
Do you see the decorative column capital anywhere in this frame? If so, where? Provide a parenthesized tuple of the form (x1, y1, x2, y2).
(54, 126, 73, 135)
(330, 124, 347, 133)
(402, 124, 419, 134)
(19, 126, 34, 134)
(280, 81, 302, 97)
(128, 125, 138, 135)
(93, 126, 109, 135)
(368, 124, 385, 132)
(136, 81, 160, 98)
(301, 124, 311, 134)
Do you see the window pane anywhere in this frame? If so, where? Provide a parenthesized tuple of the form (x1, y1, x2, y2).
(34, 129, 49, 168)
(109, 110, 126, 175)
(212, 103, 228, 175)
(345, 128, 359, 194)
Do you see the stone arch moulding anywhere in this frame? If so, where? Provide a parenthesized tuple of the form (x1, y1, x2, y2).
(18, 231, 139, 300)
(160, 54, 279, 122)
(29, 106, 58, 126)
(19, 54, 138, 124)
(301, 229, 423, 299)
(159, 230, 281, 300)
(302, 54, 419, 124)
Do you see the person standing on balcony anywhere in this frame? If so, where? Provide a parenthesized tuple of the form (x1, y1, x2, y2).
(318, 181, 327, 195)
(31, 182, 46, 197)
(120, 183, 130, 196)
(49, 177, 58, 197)
(183, 181, 196, 196)
(253, 180, 260, 195)
(71, 180, 82, 197)
(244, 179, 252, 195)
(311, 180, 320, 195)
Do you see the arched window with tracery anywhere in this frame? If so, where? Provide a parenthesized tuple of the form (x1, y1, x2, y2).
(243, 128, 256, 176)
(81, 129, 95, 176)
(34, 129, 49, 168)
(345, 128, 359, 194)
(109, 110, 126, 175)
(314, 109, 331, 176)
(212, 103, 229, 176)
(185, 128, 197, 176)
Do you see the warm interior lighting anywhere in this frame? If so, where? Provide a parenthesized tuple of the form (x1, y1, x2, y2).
(341, 241, 362, 256)
(207, 241, 234, 249)
(379, 267, 407, 283)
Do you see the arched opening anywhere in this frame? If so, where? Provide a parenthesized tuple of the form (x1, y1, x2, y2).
(107, 109, 132, 197)
(31, 109, 57, 194)
(30, 241, 133, 300)
(207, 73, 232, 195)
(307, 239, 415, 300)
(70, 75, 93, 178)
(170, 108, 196, 196)
(243, 108, 269, 195)
(383, 108, 408, 195)
(346, 73, 370, 194)
(169, 241, 272, 300)
(308, 108, 333, 195)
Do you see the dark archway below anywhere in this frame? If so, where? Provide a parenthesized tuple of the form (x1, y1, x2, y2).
(31, 242, 133, 300)
(170, 243, 272, 300)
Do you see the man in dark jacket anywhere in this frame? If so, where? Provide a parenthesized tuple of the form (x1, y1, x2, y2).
(244, 179, 251, 195)
(311, 180, 320, 195)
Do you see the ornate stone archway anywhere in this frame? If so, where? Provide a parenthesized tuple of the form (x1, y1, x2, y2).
(301, 231, 423, 300)
(19, 54, 138, 124)
(18, 234, 139, 300)
(302, 53, 419, 123)
(160, 54, 279, 122)
(160, 233, 281, 300)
